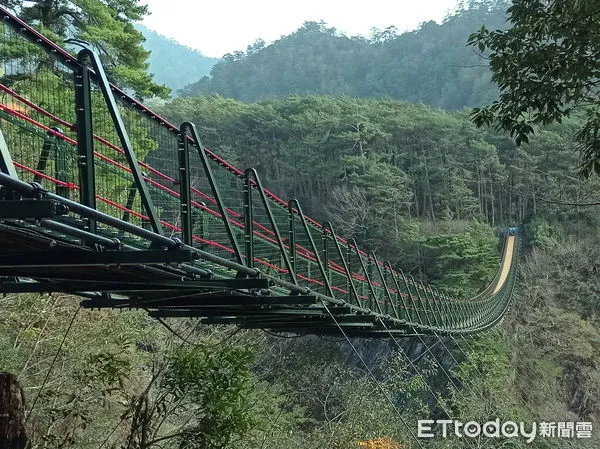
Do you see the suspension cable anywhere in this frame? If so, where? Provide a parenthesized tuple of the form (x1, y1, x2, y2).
(26, 305, 81, 422)
(97, 317, 202, 449)
(379, 320, 482, 449)
(322, 302, 426, 449)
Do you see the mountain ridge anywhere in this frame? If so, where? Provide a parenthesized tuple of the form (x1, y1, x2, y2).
(135, 23, 218, 96)
(178, 1, 510, 109)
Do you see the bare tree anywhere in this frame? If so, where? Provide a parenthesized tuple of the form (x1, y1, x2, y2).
(0, 372, 28, 449)
(324, 185, 369, 238)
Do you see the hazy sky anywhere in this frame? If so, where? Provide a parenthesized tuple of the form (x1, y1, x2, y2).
(141, 0, 463, 58)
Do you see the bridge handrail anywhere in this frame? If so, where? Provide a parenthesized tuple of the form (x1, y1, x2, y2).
(0, 6, 520, 334)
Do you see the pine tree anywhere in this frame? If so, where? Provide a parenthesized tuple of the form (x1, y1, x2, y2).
(1, 0, 169, 98)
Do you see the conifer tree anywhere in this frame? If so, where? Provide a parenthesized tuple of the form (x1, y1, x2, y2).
(1, 0, 169, 98)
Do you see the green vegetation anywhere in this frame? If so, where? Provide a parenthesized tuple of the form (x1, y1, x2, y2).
(0, 0, 169, 98)
(0, 297, 260, 449)
(5, 89, 599, 447)
(179, 1, 509, 109)
(2, 0, 600, 447)
(156, 94, 600, 289)
(469, 0, 600, 177)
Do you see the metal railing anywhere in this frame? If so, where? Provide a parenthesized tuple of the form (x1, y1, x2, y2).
(0, 6, 519, 335)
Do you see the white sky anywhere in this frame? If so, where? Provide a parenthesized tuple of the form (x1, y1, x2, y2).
(141, 0, 463, 58)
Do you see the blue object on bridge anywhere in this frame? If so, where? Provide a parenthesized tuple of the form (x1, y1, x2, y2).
(508, 227, 518, 235)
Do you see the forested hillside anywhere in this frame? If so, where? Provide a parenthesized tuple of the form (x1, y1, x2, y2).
(157, 94, 600, 293)
(2, 0, 600, 448)
(135, 24, 218, 95)
(180, 0, 509, 109)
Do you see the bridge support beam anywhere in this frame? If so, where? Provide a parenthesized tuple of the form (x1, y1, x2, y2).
(75, 44, 163, 236)
(181, 122, 244, 266)
(178, 131, 192, 245)
(0, 127, 17, 201)
(246, 169, 297, 285)
(74, 60, 96, 233)
(0, 128, 17, 180)
(0, 249, 200, 269)
(0, 200, 68, 219)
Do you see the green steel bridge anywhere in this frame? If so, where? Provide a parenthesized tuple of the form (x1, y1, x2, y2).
(0, 7, 519, 337)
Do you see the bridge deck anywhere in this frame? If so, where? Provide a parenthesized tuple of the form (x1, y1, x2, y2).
(493, 235, 515, 295)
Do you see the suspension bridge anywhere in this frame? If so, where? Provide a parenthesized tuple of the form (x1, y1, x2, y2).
(0, 7, 519, 338)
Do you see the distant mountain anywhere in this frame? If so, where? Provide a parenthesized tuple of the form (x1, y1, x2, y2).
(135, 24, 218, 96)
(179, 0, 510, 110)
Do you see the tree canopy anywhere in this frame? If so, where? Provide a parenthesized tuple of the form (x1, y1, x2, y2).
(156, 93, 600, 292)
(469, 0, 600, 177)
(1, 0, 169, 98)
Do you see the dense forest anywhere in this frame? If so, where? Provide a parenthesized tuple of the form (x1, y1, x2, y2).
(180, 0, 509, 109)
(1, 0, 600, 448)
(156, 95, 600, 294)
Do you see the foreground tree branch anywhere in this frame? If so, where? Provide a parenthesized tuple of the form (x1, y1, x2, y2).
(468, 0, 600, 177)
